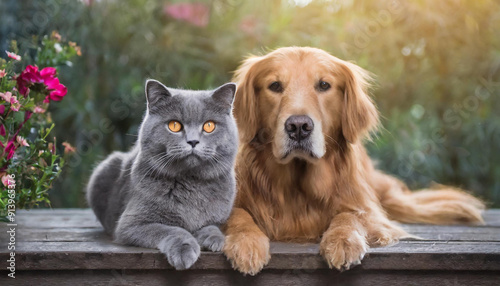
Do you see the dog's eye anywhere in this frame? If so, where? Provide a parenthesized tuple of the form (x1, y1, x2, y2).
(318, 81, 331, 91)
(268, 81, 284, 93)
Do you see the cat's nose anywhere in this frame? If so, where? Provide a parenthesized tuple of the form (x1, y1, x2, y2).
(187, 140, 199, 148)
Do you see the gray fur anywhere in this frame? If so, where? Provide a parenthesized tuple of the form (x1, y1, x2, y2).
(86, 79, 238, 270)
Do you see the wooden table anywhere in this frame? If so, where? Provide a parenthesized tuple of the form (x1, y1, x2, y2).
(1, 209, 499, 285)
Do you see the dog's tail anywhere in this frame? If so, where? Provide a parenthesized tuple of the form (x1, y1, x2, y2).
(376, 173, 485, 225)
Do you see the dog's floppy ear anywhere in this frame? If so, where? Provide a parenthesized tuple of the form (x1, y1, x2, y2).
(340, 61, 379, 143)
(232, 56, 262, 143)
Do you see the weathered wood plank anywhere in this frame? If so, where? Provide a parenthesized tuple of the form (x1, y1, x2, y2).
(12, 209, 101, 228)
(12, 209, 500, 228)
(482, 209, 500, 226)
(401, 224, 500, 235)
(3, 225, 499, 243)
(2, 209, 499, 275)
(13, 240, 500, 256)
(8, 240, 500, 271)
(4, 208, 499, 244)
(16, 208, 92, 215)
(400, 228, 500, 241)
(1, 269, 499, 286)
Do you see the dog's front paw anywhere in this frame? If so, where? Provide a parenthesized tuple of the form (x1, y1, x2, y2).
(366, 222, 407, 247)
(320, 229, 368, 271)
(159, 234, 200, 270)
(195, 225, 225, 252)
(223, 232, 270, 275)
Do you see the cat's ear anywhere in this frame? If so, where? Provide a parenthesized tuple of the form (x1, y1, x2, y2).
(212, 82, 236, 109)
(145, 79, 171, 108)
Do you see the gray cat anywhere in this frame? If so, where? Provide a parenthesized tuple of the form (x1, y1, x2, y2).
(86, 79, 238, 270)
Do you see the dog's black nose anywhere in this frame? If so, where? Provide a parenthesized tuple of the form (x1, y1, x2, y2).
(285, 115, 314, 141)
(187, 140, 199, 148)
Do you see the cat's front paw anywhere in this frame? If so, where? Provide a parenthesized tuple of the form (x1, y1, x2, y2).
(194, 225, 225, 252)
(159, 234, 201, 270)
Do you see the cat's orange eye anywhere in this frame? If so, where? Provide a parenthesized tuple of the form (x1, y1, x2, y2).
(203, 121, 216, 133)
(168, 120, 182, 132)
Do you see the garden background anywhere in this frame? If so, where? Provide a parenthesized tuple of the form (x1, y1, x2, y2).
(1, 0, 499, 208)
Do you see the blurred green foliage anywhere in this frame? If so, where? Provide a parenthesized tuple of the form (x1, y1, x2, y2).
(1, 0, 499, 207)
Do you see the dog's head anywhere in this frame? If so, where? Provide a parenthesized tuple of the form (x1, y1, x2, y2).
(233, 47, 379, 164)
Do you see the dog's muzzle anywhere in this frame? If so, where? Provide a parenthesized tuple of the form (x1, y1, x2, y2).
(276, 114, 325, 163)
(284, 115, 314, 142)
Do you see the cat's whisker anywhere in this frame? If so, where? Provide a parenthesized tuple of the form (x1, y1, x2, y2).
(208, 158, 226, 179)
(123, 152, 165, 173)
(136, 152, 176, 185)
(156, 153, 183, 174)
(210, 154, 233, 180)
(136, 160, 162, 185)
(205, 156, 221, 178)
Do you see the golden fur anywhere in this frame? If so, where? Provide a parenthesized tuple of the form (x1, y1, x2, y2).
(223, 47, 485, 275)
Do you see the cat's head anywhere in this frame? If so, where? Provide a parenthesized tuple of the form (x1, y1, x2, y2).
(138, 79, 238, 179)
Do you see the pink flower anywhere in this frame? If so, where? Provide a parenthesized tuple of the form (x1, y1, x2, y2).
(0, 69, 6, 78)
(16, 65, 67, 101)
(10, 95, 18, 104)
(10, 102, 20, 111)
(19, 65, 43, 83)
(33, 106, 46, 113)
(17, 84, 29, 96)
(0, 91, 12, 102)
(164, 3, 210, 27)
(0, 125, 5, 137)
(17, 65, 41, 96)
(0, 92, 21, 111)
(40, 67, 57, 80)
(1, 174, 11, 187)
(51, 31, 62, 42)
(9, 95, 20, 111)
(5, 51, 21, 61)
(0, 105, 4, 114)
(45, 77, 67, 101)
(62, 142, 76, 154)
(16, 136, 29, 147)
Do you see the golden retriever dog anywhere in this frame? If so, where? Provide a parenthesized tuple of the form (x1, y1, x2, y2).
(222, 47, 485, 275)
